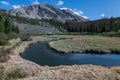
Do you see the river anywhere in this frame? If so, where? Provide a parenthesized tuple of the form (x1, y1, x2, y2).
(21, 42, 120, 66)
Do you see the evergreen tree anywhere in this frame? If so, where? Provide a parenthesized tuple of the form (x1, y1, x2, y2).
(4, 15, 12, 34)
(0, 15, 5, 33)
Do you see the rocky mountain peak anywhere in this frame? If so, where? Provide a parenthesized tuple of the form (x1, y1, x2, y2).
(9, 4, 88, 22)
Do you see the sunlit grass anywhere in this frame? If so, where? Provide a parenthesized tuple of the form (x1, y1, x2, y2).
(49, 35, 120, 53)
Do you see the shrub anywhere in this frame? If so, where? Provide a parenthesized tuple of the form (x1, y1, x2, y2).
(7, 32, 18, 39)
(20, 35, 32, 41)
(0, 39, 8, 46)
(0, 32, 18, 46)
(5, 68, 27, 80)
(0, 65, 4, 79)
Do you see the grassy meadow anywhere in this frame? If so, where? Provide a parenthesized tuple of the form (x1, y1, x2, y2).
(48, 35, 120, 54)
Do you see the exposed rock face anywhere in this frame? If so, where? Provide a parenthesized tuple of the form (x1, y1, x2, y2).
(1, 4, 89, 34)
(9, 4, 87, 22)
(13, 22, 64, 34)
(8, 4, 89, 34)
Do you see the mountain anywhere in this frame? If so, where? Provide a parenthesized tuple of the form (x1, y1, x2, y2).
(9, 4, 87, 22)
(0, 4, 89, 34)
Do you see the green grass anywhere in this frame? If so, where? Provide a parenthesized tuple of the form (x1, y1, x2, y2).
(31, 35, 69, 42)
(66, 31, 120, 37)
(49, 35, 120, 54)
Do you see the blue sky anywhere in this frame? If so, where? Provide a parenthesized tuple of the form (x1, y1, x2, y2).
(0, 0, 120, 20)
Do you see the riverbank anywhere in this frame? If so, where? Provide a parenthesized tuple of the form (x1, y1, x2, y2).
(1, 41, 120, 80)
(0, 38, 21, 62)
(0, 35, 120, 80)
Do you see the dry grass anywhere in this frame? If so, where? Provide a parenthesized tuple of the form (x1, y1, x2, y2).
(49, 35, 120, 53)
(0, 38, 21, 62)
(0, 38, 21, 50)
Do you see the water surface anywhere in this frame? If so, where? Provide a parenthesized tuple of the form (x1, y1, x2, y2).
(21, 42, 120, 66)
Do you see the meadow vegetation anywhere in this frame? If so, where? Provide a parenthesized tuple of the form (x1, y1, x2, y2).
(0, 65, 4, 79)
(49, 35, 120, 54)
(0, 66, 27, 80)
(5, 68, 27, 80)
(0, 37, 21, 62)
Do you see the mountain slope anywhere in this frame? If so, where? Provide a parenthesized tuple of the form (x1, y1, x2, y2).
(9, 4, 87, 22)
(8, 4, 89, 34)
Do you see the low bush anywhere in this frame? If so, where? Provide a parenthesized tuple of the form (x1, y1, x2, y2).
(0, 39, 8, 46)
(0, 32, 18, 46)
(7, 32, 18, 39)
(5, 68, 27, 80)
(20, 35, 32, 41)
(0, 65, 4, 79)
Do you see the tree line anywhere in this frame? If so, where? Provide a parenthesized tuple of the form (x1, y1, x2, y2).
(0, 15, 19, 34)
(65, 17, 120, 33)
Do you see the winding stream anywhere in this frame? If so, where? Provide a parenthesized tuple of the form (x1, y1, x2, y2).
(21, 42, 120, 66)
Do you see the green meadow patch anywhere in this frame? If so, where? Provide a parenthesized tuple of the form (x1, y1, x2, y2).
(49, 35, 120, 54)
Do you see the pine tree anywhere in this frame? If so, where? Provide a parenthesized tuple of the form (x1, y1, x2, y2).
(0, 15, 5, 33)
(4, 15, 12, 34)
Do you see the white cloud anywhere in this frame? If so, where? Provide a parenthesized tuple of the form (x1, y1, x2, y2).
(101, 13, 105, 17)
(57, 1, 64, 6)
(33, 0, 39, 5)
(12, 5, 21, 9)
(1, 1, 10, 5)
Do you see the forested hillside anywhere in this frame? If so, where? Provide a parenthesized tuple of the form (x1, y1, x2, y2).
(12, 16, 120, 35)
(66, 17, 120, 33)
